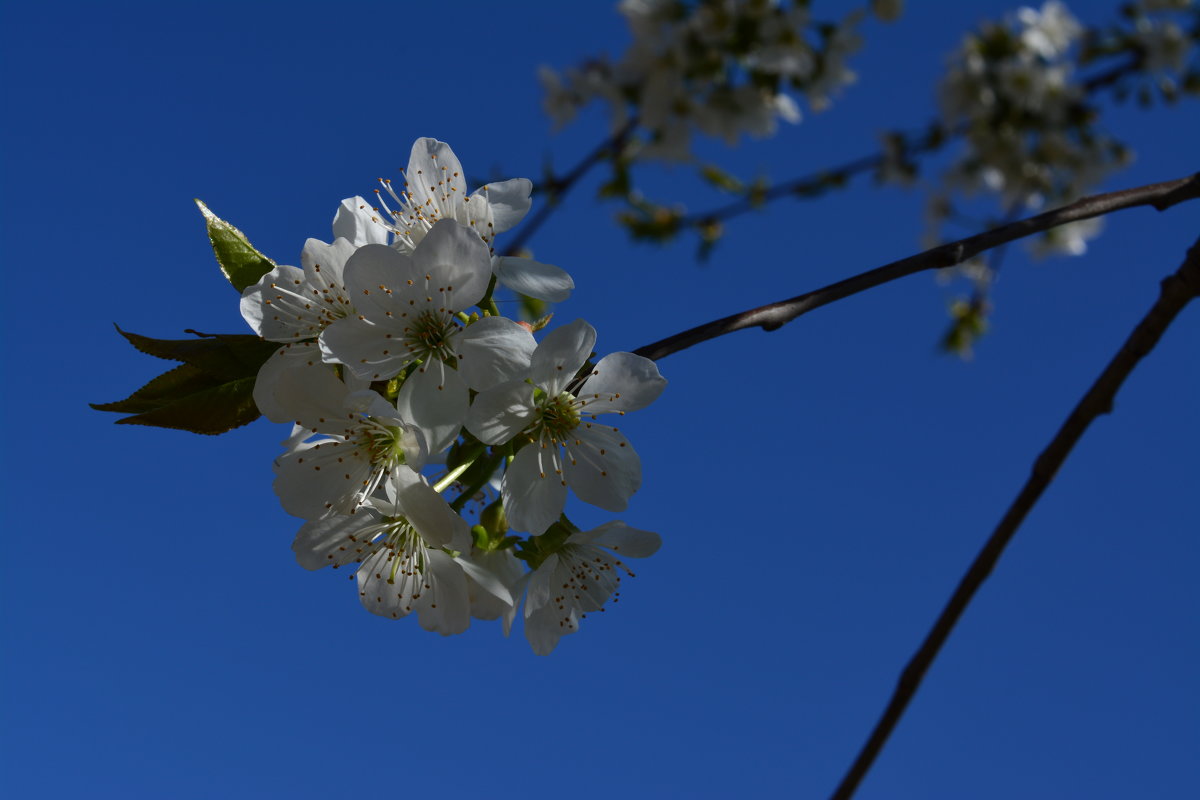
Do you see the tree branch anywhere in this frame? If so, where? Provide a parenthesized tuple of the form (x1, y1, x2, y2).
(502, 118, 638, 257)
(633, 172, 1200, 362)
(670, 52, 1151, 233)
(828, 233, 1200, 800)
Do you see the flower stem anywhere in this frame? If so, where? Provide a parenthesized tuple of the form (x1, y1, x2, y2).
(433, 460, 475, 494)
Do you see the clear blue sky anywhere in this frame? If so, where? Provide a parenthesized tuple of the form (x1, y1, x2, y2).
(2, 1, 1197, 798)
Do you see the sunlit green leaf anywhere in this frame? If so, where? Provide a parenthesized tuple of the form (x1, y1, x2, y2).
(195, 199, 276, 292)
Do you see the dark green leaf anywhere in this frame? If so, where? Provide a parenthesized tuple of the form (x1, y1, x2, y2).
(94, 326, 281, 435)
(196, 199, 277, 292)
(113, 325, 279, 380)
(90, 362, 219, 414)
(112, 376, 262, 435)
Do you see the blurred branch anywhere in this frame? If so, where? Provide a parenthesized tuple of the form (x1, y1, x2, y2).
(679, 123, 945, 229)
(828, 231, 1200, 800)
(633, 172, 1200, 362)
(671, 53, 1151, 234)
(502, 118, 638, 257)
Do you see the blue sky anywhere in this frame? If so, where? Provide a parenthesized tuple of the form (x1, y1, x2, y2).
(2, 1, 1197, 798)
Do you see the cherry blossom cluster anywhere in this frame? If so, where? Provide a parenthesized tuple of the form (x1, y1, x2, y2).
(540, 0, 867, 159)
(240, 138, 667, 654)
(931, 0, 1197, 258)
(938, 3, 1114, 222)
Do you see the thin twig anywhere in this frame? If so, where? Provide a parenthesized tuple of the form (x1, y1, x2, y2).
(827, 233, 1200, 799)
(675, 54, 1147, 231)
(633, 173, 1200, 362)
(502, 118, 638, 257)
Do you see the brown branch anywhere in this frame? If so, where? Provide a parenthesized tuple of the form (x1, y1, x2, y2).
(633, 172, 1200, 362)
(828, 233, 1200, 800)
(502, 118, 638, 257)
(673, 52, 1149, 232)
(677, 132, 939, 229)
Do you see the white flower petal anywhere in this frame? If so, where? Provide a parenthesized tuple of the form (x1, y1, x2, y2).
(457, 316, 536, 391)
(474, 178, 533, 233)
(575, 352, 667, 414)
(572, 521, 662, 559)
(292, 511, 381, 570)
(416, 550, 471, 635)
(503, 444, 568, 535)
(252, 343, 324, 424)
(531, 319, 596, 395)
(523, 554, 576, 655)
(240, 265, 317, 342)
(341, 244, 419, 324)
(274, 438, 370, 520)
(333, 196, 389, 246)
(319, 316, 413, 382)
(494, 256, 575, 303)
(465, 379, 537, 445)
(411, 218, 493, 310)
(270, 360, 362, 435)
(502, 572, 530, 637)
(456, 549, 524, 621)
(390, 467, 466, 549)
(406, 138, 468, 218)
(300, 237, 356, 289)
(395, 360, 469, 456)
(564, 424, 641, 512)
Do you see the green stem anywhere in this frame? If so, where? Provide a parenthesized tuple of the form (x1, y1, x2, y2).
(449, 453, 503, 512)
(479, 275, 501, 317)
(433, 460, 475, 493)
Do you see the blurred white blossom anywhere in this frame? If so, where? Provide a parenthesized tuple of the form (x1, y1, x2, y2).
(541, 0, 867, 158)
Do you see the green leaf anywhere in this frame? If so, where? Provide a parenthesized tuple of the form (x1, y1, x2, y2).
(699, 163, 744, 194)
(111, 376, 262, 435)
(91, 362, 220, 414)
(112, 325, 279, 380)
(93, 326, 281, 435)
(196, 199, 276, 292)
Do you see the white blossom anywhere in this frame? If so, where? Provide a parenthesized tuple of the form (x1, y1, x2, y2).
(292, 469, 473, 635)
(522, 522, 661, 655)
(456, 548, 526, 623)
(240, 237, 358, 422)
(934, 0, 1125, 239)
(466, 319, 666, 535)
(269, 363, 428, 520)
(1017, 1, 1082, 60)
(334, 138, 574, 303)
(541, 1, 862, 159)
(1028, 217, 1104, 259)
(320, 218, 536, 454)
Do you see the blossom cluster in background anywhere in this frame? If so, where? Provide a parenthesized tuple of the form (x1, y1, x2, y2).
(240, 138, 667, 654)
(929, 0, 1197, 258)
(540, 0, 871, 159)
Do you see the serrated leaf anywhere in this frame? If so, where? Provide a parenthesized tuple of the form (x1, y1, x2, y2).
(94, 326, 282, 435)
(112, 325, 278, 380)
(112, 376, 262, 435)
(90, 363, 220, 414)
(196, 199, 276, 292)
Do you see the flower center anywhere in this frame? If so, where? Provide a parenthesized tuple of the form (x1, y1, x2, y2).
(379, 519, 428, 583)
(345, 421, 422, 510)
(536, 391, 582, 444)
(404, 310, 459, 363)
(361, 424, 412, 468)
